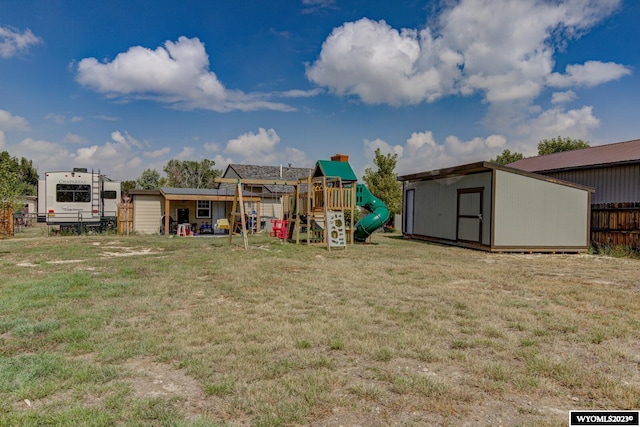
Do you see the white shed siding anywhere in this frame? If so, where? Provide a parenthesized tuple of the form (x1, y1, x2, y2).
(405, 172, 492, 245)
(493, 170, 588, 247)
(134, 195, 163, 234)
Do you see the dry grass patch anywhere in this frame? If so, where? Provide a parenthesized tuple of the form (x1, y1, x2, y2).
(0, 231, 639, 425)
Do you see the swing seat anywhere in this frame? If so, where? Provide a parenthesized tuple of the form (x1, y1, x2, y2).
(270, 219, 288, 240)
(214, 218, 229, 233)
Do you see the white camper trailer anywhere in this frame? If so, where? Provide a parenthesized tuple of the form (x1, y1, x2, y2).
(38, 168, 121, 228)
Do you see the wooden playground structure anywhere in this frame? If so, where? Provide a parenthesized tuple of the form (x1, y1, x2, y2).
(214, 163, 358, 251)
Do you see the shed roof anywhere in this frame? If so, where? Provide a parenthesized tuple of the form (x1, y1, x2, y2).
(398, 161, 594, 192)
(508, 138, 640, 173)
(313, 160, 358, 182)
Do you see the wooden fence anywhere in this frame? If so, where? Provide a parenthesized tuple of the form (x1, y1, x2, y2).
(591, 202, 640, 249)
(117, 202, 134, 235)
(0, 205, 13, 238)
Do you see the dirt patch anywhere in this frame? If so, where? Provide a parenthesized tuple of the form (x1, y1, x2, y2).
(124, 357, 208, 416)
(100, 247, 161, 257)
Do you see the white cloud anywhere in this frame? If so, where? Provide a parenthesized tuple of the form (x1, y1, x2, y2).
(547, 61, 631, 88)
(224, 128, 281, 164)
(0, 26, 43, 58)
(66, 131, 149, 179)
(220, 128, 313, 168)
(203, 142, 221, 152)
(278, 88, 324, 98)
(308, 1, 625, 108)
(301, 0, 336, 14)
(0, 109, 30, 131)
(176, 146, 195, 160)
(516, 105, 600, 142)
(551, 90, 577, 104)
(45, 113, 66, 124)
(144, 147, 171, 158)
(12, 138, 72, 174)
(308, 0, 625, 153)
(364, 131, 508, 176)
(210, 154, 234, 172)
(110, 130, 143, 149)
(76, 36, 296, 112)
(306, 18, 458, 105)
(63, 133, 88, 144)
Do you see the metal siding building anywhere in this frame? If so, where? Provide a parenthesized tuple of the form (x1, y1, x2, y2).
(544, 164, 640, 204)
(508, 138, 640, 204)
(399, 162, 592, 252)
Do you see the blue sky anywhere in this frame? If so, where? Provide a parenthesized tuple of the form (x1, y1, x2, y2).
(1, 0, 638, 181)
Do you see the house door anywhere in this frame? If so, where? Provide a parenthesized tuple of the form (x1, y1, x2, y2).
(404, 189, 415, 234)
(457, 188, 483, 243)
(177, 208, 190, 224)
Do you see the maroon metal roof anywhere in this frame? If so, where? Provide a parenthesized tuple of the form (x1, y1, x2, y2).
(508, 138, 640, 172)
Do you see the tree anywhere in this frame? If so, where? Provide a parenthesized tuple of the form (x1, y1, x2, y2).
(538, 136, 589, 155)
(121, 180, 137, 194)
(135, 168, 162, 190)
(362, 148, 402, 216)
(163, 159, 221, 188)
(0, 151, 38, 207)
(491, 149, 524, 165)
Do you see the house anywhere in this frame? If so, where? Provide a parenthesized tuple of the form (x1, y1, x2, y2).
(127, 187, 260, 235)
(398, 161, 593, 252)
(221, 164, 313, 219)
(508, 138, 640, 204)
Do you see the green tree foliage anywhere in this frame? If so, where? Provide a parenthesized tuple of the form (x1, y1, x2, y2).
(362, 148, 402, 215)
(135, 168, 162, 190)
(121, 180, 137, 194)
(0, 151, 38, 207)
(538, 136, 590, 155)
(163, 159, 221, 188)
(491, 149, 524, 165)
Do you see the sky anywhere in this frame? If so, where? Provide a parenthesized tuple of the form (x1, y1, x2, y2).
(1, 0, 639, 182)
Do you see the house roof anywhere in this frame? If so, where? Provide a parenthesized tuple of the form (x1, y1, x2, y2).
(508, 138, 640, 173)
(222, 164, 312, 193)
(313, 160, 358, 182)
(161, 187, 260, 200)
(398, 161, 594, 192)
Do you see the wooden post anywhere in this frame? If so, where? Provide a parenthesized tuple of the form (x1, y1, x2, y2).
(323, 176, 330, 251)
(228, 184, 238, 245)
(307, 175, 312, 245)
(164, 198, 170, 236)
(237, 181, 248, 250)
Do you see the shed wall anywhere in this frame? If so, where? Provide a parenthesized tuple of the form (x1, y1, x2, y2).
(545, 164, 640, 204)
(404, 172, 492, 245)
(493, 170, 589, 248)
(133, 195, 163, 234)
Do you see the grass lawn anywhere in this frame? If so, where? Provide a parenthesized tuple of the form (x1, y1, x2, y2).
(1, 226, 639, 426)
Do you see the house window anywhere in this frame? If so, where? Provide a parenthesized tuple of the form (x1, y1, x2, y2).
(196, 200, 211, 218)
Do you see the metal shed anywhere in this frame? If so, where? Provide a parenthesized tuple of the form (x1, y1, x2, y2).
(398, 162, 594, 252)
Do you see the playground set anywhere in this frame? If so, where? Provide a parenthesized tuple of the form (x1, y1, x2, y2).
(214, 154, 390, 250)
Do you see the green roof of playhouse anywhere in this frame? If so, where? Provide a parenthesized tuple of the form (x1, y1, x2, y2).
(313, 159, 358, 182)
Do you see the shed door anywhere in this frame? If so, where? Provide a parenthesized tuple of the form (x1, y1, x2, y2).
(457, 188, 483, 243)
(404, 189, 414, 235)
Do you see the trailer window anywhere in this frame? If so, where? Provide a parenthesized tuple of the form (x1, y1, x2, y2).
(102, 190, 117, 199)
(56, 184, 91, 203)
